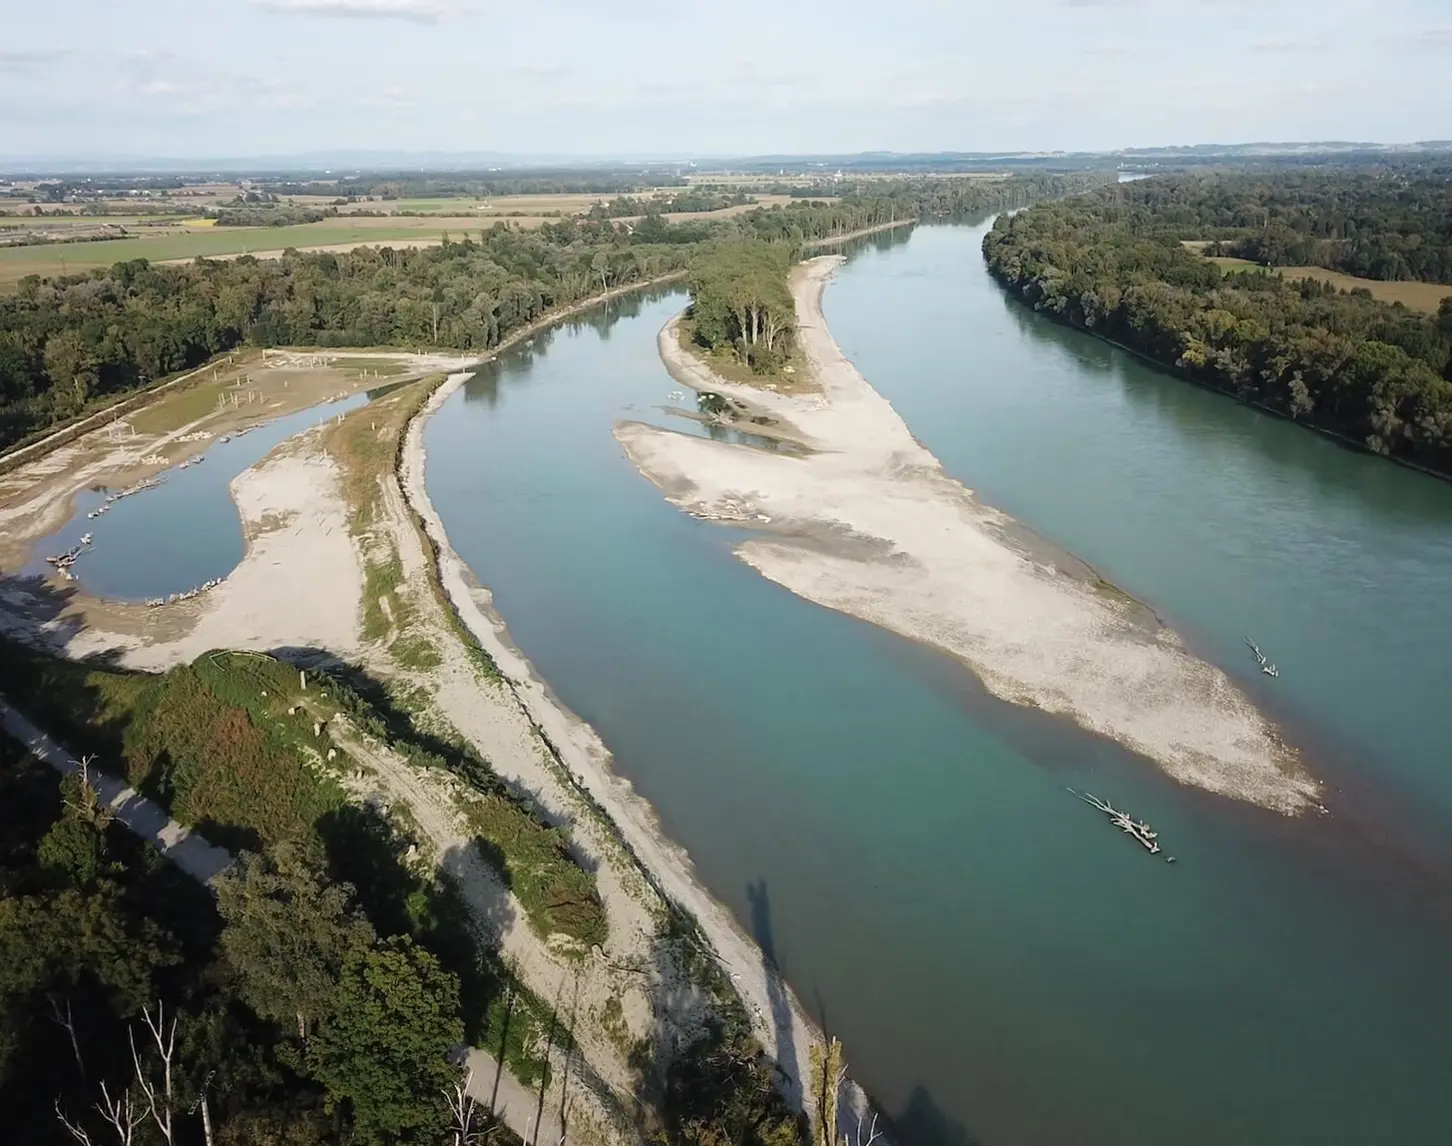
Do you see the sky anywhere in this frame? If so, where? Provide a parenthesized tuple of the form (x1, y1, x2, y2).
(1, 0, 1449, 161)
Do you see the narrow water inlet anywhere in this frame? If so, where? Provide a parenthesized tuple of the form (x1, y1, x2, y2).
(25, 393, 370, 602)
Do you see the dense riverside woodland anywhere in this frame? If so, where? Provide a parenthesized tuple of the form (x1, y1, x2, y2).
(0, 171, 1106, 452)
(983, 175, 1452, 476)
(0, 648, 552, 1145)
(1109, 168, 1452, 281)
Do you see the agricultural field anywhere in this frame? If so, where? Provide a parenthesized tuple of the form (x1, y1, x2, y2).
(333, 192, 613, 215)
(0, 216, 544, 286)
(0, 192, 831, 286)
(1202, 253, 1452, 314)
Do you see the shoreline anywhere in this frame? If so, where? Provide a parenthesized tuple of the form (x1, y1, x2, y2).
(0, 272, 855, 1139)
(399, 327, 838, 1122)
(985, 263, 1452, 486)
(619, 256, 1322, 815)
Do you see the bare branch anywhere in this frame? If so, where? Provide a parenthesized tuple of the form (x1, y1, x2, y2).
(131, 1002, 176, 1145)
(96, 1079, 144, 1146)
(48, 995, 87, 1080)
(54, 1099, 96, 1146)
(447, 1068, 484, 1146)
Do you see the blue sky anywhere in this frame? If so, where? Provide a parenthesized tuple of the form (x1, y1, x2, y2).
(1, 0, 1448, 159)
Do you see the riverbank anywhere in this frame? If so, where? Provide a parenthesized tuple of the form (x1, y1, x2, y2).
(0, 275, 839, 1146)
(618, 256, 1321, 815)
(401, 374, 835, 1123)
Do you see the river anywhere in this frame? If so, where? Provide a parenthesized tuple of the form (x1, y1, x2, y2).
(422, 223, 1452, 1146)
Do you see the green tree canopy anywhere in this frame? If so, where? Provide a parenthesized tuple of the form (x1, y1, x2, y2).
(306, 936, 462, 1144)
(216, 843, 376, 1041)
(688, 240, 797, 373)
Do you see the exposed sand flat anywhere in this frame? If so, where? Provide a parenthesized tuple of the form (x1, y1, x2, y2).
(618, 257, 1320, 814)
(64, 448, 365, 669)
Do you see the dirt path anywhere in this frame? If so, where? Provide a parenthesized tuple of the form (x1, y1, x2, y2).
(617, 257, 1320, 814)
(0, 696, 596, 1146)
(1, 700, 234, 883)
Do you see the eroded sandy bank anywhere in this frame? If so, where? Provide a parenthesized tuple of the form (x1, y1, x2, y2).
(618, 257, 1320, 815)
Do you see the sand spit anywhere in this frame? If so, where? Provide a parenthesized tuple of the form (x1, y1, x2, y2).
(619, 257, 1320, 815)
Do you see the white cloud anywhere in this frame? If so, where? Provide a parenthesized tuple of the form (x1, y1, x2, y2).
(251, 0, 448, 22)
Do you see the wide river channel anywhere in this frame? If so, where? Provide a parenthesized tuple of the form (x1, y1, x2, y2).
(423, 222, 1452, 1146)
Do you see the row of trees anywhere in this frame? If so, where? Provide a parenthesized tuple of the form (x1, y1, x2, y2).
(983, 190, 1452, 474)
(1086, 170, 1452, 283)
(211, 206, 334, 227)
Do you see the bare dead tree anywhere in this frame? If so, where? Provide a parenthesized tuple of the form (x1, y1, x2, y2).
(848, 1111, 884, 1146)
(63, 756, 111, 827)
(446, 1068, 485, 1146)
(54, 1100, 96, 1146)
(56, 1078, 145, 1146)
(97, 1081, 145, 1146)
(131, 1001, 178, 1145)
(49, 995, 87, 1081)
(56, 1001, 185, 1146)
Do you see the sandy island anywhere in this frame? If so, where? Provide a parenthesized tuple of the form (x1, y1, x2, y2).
(617, 256, 1321, 815)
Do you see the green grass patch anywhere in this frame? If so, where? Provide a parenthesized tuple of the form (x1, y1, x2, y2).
(0, 643, 346, 853)
(361, 552, 407, 642)
(125, 372, 234, 434)
(390, 633, 442, 671)
(301, 664, 606, 946)
(464, 796, 607, 948)
(0, 222, 464, 286)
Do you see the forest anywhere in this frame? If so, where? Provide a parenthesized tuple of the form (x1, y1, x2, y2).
(0, 727, 470, 1145)
(1084, 170, 1452, 282)
(0, 642, 803, 1146)
(0, 170, 1106, 452)
(983, 183, 1452, 475)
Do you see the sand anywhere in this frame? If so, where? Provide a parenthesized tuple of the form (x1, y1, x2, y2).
(402, 369, 837, 1119)
(0, 299, 852, 1144)
(617, 257, 1321, 815)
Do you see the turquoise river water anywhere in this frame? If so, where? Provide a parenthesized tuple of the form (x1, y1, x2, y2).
(35, 220, 1451, 1144)
(422, 222, 1452, 1146)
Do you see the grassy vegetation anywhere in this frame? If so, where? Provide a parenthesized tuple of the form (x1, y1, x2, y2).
(0, 221, 491, 286)
(1276, 265, 1452, 314)
(0, 643, 345, 853)
(361, 552, 407, 643)
(0, 639, 603, 945)
(320, 666, 607, 948)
